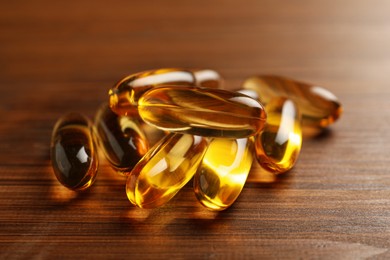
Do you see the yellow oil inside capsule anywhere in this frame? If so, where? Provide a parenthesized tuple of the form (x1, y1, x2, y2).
(255, 97, 302, 174)
(138, 86, 267, 138)
(109, 68, 196, 115)
(243, 75, 342, 130)
(193, 137, 254, 211)
(126, 133, 207, 208)
(94, 103, 149, 174)
(50, 113, 98, 191)
(192, 69, 223, 89)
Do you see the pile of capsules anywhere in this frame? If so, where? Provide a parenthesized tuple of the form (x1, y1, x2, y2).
(50, 68, 342, 211)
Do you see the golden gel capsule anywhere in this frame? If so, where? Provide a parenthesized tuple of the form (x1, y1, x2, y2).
(138, 86, 267, 138)
(94, 103, 149, 174)
(109, 68, 196, 115)
(50, 113, 98, 190)
(255, 97, 302, 174)
(193, 137, 254, 211)
(192, 69, 223, 89)
(126, 133, 207, 208)
(243, 75, 342, 129)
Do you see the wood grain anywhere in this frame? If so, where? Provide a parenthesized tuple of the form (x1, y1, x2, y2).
(1, 0, 390, 258)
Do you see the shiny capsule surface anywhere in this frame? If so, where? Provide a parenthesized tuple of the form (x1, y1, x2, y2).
(126, 133, 207, 208)
(192, 69, 223, 89)
(243, 75, 342, 129)
(94, 103, 149, 174)
(255, 98, 302, 174)
(50, 113, 98, 190)
(109, 68, 196, 115)
(138, 86, 267, 138)
(194, 137, 254, 211)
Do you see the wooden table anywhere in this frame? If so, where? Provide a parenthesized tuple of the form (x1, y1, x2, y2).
(1, 0, 390, 258)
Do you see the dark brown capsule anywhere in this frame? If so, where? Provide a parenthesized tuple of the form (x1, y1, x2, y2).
(94, 103, 149, 174)
(50, 113, 98, 191)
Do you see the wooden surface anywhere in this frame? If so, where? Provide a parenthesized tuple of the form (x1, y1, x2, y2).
(1, 0, 390, 258)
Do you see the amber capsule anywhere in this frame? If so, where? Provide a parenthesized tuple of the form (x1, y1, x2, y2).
(138, 86, 267, 138)
(243, 75, 342, 129)
(94, 103, 149, 174)
(255, 97, 302, 174)
(194, 137, 254, 211)
(50, 113, 98, 190)
(126, 133, 207, 208)
(139, 121, 168, 148)
(192, 69, 223, 89)
(109, 68, 196, 115)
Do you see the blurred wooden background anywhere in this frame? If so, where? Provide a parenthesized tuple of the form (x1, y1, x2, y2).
(1, 0, 390, 258)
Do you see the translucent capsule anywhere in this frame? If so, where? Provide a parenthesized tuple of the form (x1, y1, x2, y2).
(109, 68, 196, 115)
(94, 103, 149, 174)
(193, 137, 254, 211)
(243, 75, 342, 129)
(255, 97, 302, 174)
(126, 133, 207, 208)
(192, 69, 223, 89)
(138, 86, 267, 138)
(140, 121, 168, 148)
(50, 113, 98, 190)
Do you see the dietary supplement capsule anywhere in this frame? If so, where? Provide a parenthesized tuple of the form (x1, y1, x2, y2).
(138, 86, 267, 138)
(243, 75, 342, 129)
(193, 137, 254, 211)
(192, 69, 223, 89)
(94, 103, 149, 174)
(255, 97, 302, 174)
(50, 113, 98, 190)
(109, 68, 196, 115)
(126, 133, 207, 208)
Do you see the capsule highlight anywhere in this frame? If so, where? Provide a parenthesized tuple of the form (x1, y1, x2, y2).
(50, 113, 98, 190)
(192, 69, 223, 89)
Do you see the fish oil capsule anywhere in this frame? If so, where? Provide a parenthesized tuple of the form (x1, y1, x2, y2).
(138, 86, 267, 138)
(192, 69, 223, 89)
(193, 137, 254, 211)
(126, 133, 207, 208)
(94, 103, 149, 174)
(255, 97, 302, 174)
(109, 68, 196, 115)
(140, 121, 168, 149)
(50, 113, 98, 190)
(243, 75, 342, 130)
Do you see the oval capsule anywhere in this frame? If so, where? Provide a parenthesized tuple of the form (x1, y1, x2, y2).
(50, 113, 98, 190)
(243, 75, 342, 129)
(138, 86, 267, 138)
(255, 97, 302, 174)
(94, 103, 149, 174)
(192, 69, 223, 89)
(193, 137, 254, 211)
(109, 68, 196, 115)
(126, 133, 207, 208)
